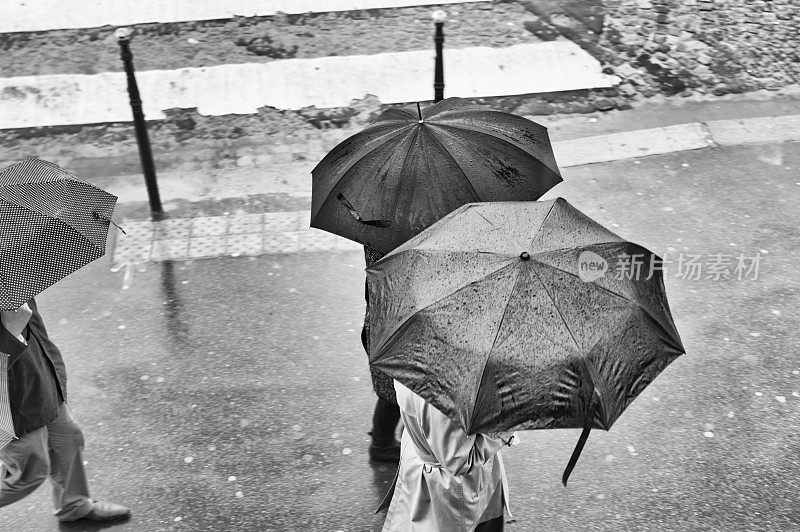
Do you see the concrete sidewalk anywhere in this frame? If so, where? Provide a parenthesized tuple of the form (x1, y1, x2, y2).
(4, 123, 800, 532)
(106, 101, 800, 267)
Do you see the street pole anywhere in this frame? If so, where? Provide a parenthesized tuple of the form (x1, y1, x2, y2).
(432, 10, 447, 103)
(114, 27, 163, 220)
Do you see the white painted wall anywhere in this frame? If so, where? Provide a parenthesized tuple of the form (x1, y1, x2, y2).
(0, 41, 619, 129)
(0, 0, 490, 33)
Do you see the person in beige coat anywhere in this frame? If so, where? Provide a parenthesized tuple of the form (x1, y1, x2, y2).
(378, 380, 519, 531)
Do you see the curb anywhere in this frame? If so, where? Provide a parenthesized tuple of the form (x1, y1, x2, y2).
(553, 122, 711, 167)
(556, 113, 800, 167)
(97, 112, 800, 264)
(96, 113, 800, 205)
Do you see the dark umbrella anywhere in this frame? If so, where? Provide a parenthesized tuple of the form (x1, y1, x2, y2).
(0, 158, 121, 310)
(311, 97, 562, 255)
(366, 198, 684, 485)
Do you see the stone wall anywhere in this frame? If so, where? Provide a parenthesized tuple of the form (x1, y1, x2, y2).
(522, 0, 799, 104)
(603, 0, 798, 96)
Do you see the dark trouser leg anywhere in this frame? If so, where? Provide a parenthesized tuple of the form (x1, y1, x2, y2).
(364, 321, 400, 445)
(475, 514, 505, 531)
(371, 397, 400, 445)
(364, 311, 400, 463)
(369, 397, 401, 463)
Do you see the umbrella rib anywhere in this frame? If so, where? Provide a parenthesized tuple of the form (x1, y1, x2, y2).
(529, 266, 604, 424)
(535, 257, 636, 303)
(0, 202, 102, 250)
(487, 261, 524, 354)
(468, 261, 524, 431)
(430, 122, 560, 176)
(423, 126, 481, 201)
(312, 126, 413, 221)
(530, 267, 582, 354)
(531, 257, 681, 343)
(61, 218, 104, 249)
(416, 257, 518, 314)
(530, 242, 624, 256)
(384, 126, 430, 227)
(530, 266, 683, 423)
(410, 125, 447, 227)
(431, 119, 533, 145)
(636, 305, 686, 355)
(371, 257, 518, 361)
(527, 201, 559, 251)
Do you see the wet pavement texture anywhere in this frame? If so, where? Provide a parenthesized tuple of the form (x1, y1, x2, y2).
(1, 141, 799, 531)
(0, 3, 540, 77)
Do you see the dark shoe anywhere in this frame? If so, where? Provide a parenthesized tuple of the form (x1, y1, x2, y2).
(369, 440, 401, 463)
(74, 501, 131, 523)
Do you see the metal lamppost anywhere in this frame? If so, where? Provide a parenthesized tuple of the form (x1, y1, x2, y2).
(115, 27, 163, 219)
(432, 10, 447, 103)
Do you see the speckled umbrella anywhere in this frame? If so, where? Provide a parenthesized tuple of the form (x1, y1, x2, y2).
(0, 158, 120, 311)
(366, 199, 684, 485)
(311, 97, 562, 255)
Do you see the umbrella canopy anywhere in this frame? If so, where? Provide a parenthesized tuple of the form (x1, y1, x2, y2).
(366, 199, 684, 483)
(0, 352, 15, 448)
(0, 158, 119, 310)
(311, 97, 562, 255)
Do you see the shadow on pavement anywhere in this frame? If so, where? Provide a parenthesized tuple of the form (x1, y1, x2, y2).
(58, 517, 131, 531)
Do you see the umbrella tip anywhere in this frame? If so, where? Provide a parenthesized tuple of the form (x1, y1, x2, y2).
(520, 252, 531, 261)
(93, 211, 127, 235)
(416, 102, 423, 123)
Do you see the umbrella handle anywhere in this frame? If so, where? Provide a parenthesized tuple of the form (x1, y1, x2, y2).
(93, 211, 127, 235)
(336, 194, 390, 227)
(561, 426, 591, 487)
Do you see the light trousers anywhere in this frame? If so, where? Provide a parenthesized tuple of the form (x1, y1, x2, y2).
(0, 403, 92, 521)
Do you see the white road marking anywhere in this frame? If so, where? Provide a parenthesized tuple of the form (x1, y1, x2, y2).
(0, 41, 619, 129)
(2, 0, 492, 33)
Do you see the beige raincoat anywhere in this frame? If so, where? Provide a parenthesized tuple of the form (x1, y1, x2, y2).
(378, 381, 515, 531)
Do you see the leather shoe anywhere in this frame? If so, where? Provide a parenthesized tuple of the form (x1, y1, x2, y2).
(75, 500, 131, 523)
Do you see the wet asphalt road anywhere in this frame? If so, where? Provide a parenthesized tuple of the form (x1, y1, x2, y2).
(1, 141, 799, 531)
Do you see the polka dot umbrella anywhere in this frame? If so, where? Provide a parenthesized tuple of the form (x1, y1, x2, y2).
(0, 158, 121, 311)
(366, 198, 685, 486)
(0, 350, 14, 448)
